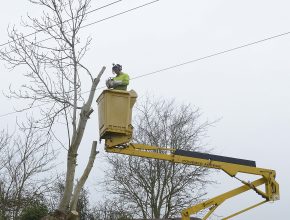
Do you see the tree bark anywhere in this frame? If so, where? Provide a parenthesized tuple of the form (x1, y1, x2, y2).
(70, 141, 98, 211)
(58, 67, 105, 212)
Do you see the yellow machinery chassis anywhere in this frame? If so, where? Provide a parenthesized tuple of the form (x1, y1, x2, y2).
(105, 141, 279, 220)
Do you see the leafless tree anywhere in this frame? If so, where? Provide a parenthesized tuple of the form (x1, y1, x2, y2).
(91, 199, 134, 220)
(0, 0, 104, 217)
(0, 119, 55, 219)
(104, 97, 214, 219)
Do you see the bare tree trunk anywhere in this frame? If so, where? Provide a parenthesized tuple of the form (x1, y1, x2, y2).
(58, 67, 105, 212)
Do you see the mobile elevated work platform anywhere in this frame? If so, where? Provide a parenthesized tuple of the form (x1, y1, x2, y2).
(97, 89, 279, 220)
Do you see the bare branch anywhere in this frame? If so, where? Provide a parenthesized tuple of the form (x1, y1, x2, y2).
(70, 141, 98, 211)
(0, 118, 55, 218)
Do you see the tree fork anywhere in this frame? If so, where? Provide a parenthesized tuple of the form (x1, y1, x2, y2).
(58, 67, 105, 213)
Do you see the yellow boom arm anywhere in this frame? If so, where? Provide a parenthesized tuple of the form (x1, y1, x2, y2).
(105, 143, 279, 220)
(96, 89, 280, 219)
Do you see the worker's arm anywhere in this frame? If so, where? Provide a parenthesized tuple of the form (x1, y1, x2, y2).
(108, 73, 129, 90)
(113, 73, 129, 86)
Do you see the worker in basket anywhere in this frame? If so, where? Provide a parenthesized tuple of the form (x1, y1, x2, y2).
(106, 63, 129, 90)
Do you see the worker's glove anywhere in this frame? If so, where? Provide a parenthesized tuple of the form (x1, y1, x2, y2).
(111, 80, 123, 88)
(106, 78, 114, 88)
(106, 78, 124, 89)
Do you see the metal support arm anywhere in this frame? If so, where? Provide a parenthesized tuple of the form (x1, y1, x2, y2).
(105, 143, 279, 219)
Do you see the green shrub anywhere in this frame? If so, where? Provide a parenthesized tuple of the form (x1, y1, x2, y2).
(20, 203, 48, 220)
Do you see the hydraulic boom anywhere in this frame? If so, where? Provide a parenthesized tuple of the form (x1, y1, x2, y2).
(97, 89, 280, 220)
(105, 143, 279, 220)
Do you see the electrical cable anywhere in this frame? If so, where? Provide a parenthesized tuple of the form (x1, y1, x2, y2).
(80, 0, 160, 30)
(131, 31, 290, 80)
(0, 0, 124, 48)
(0, 30, 289, 118)
(1, 0, 161, 55)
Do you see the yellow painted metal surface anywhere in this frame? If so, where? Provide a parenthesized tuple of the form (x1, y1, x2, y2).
(106, 144, 280, 220)
(97, 89, 137, 142)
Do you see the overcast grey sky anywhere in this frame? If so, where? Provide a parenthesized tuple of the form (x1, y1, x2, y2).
(0, 0, 289, 219)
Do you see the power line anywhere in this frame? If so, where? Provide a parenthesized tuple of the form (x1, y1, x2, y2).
(37, 0, 161, 45)
(2, 0, 161, 54)
(0, 30, 289, 118)
(132, 31, 290, 80)
(80, 0, 160, 29)
(0, 0, 124, 48)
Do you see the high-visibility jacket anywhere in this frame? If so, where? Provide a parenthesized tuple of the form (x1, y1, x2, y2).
(113, 72, 130, 90)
